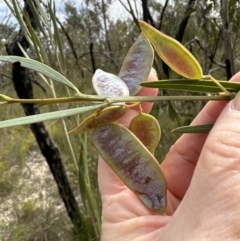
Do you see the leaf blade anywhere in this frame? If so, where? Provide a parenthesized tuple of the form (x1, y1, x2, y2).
(0, 104, 104, 129)
(172, 123, 213, 133)
(140, 80, 240, 93)
(0, 56, 80, 93)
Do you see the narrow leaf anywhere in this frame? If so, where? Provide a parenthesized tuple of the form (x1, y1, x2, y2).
(0, 56, 80, 94)
(48, 2, 66, 71)
(0, 104, 104, 129)
(172, 123, 213, 133)
(140, 79, 240, 93)
(11, 0, 33, 46)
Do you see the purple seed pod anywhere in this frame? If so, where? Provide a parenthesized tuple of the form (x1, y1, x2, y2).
(93, 122, 167, 214)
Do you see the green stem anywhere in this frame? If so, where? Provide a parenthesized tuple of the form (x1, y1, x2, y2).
(0, 93, 234, 105)
(203, 75, 230, 95)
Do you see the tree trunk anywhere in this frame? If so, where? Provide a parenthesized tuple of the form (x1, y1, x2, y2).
(158, 0, 169, 30)
(162, 0, 196, 78)
(141, 0, 155, 27)
(5, 0, 83, 231)
(90, 42, 96, 73)
(221, 0, 235, 79)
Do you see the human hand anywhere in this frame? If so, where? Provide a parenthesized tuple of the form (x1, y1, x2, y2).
(98, 69, 240, 241)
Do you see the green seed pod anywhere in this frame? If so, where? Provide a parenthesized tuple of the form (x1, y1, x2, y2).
(118, 32, 154, 95)
(69, 114, 96, 134)
(139, 20, 203, 80)
(130, 112, 161, 154)
(93, 122, 167, 214)
(69, 106, 127, 134)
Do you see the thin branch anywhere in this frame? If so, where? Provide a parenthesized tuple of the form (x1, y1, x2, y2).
(119, 0, 140, 29)
(158, 0, 169, 30)
(185, 37, 226, 68)
(56, 17, 78, 64)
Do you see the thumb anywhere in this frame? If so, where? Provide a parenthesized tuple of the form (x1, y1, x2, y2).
(195, 92, 240, 218)
(161, 94, 240, 240)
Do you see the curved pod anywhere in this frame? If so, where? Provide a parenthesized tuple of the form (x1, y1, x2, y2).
(139, 20, 202, 80)
(130, 112, 161, 154)
(69, 106, 127, 134)
(92, 69, 129, 97)
(118, 32, 154, 95)
(93, 122, 167, 214)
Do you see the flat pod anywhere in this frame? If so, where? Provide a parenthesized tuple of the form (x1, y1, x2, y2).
(69, 106, 127, 134)
(139, 21, 203, 80)
(92, 69, 129, 97)
(93, 122, 167, 214)
(130, 112, 161, 154)
(68, 114, 97, 134)
(118, 33, 154, 95)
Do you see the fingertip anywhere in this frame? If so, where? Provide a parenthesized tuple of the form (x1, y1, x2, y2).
(230, 72, 240, 82)
(148, 67, 158, 81)
(136, 67, 158, 97)
(132, 67, 158, 113)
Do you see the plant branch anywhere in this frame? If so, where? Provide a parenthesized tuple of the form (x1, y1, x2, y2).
(0, 94, 234, 106)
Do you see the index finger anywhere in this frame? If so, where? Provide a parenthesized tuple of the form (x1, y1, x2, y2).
(98, 68, 159, 197)
(116, 68, 158, 127)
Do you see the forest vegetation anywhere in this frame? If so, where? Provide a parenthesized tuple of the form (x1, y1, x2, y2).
(0, 0, 239, 240)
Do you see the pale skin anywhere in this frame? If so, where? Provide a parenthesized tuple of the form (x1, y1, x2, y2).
(98, 69, 240, 241)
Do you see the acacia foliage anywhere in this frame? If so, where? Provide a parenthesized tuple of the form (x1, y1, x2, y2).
(0, 1, 240, 240)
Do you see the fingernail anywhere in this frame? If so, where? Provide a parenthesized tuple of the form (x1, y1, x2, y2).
(232, 91, 240, 111)
(150, 67, 158, 79)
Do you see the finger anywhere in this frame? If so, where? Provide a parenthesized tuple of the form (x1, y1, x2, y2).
(117, 67, 158, 127)
(98, 68, 158, 197)
(162, 72, 240, 202)
(161, 97, 240, 240)
(162, 94, 240, 238)
(132, 67, 159, 113)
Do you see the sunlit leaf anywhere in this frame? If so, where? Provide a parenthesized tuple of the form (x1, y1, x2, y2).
(118, 32, 154, 95)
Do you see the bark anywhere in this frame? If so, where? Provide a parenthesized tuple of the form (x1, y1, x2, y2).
(119, 0, 139, 28)
(5, 0, 82, 230)
(158, 0, 169, 30)
(141, 0, 155, 27)
(101, 0, 113, 60)
(221, 0, 235, 79)
(162, 0, 196, 78)
(90, 42, 96, 73)
(175, 0, 196, 42)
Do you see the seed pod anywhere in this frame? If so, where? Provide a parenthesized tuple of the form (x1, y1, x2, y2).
(139, 20, 203, 80)
(69, 106, 127, 134)
(93, 122, 167, 214)
(118, 33, 154, 95)
(92, 69, 129, 97)
(130, 112, 161, 154)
